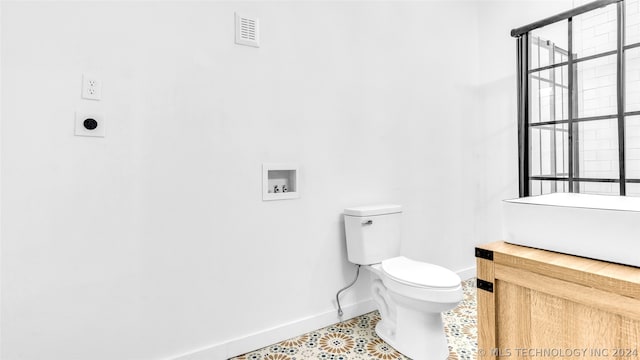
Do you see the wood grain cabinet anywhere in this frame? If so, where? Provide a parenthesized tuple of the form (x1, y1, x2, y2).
(476, 242, 640, 359)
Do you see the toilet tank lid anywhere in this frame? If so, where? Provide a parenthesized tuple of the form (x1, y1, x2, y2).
(344, 204, 402, 217)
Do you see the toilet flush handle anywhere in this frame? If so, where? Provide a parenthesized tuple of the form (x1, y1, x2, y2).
(362, 219, 373, 225)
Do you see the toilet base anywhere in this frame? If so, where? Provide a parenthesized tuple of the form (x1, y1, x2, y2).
(375, 305, 449, 360)
(365, 264, 459, 360)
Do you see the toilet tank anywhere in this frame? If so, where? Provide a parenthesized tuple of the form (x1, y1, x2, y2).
(343, 205, 402, 265)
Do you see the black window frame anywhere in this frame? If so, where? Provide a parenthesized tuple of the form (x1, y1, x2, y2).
(514, 0, 640, 197)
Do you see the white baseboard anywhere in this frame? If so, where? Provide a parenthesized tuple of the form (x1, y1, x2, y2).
(171, 264, 476, 360)
(171, 299, 376, 360)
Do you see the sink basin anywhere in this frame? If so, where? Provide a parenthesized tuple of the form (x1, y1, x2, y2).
(503, 193, 640, 268)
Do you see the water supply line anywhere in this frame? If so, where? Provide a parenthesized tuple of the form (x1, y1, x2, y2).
(335, 264, 361, 317)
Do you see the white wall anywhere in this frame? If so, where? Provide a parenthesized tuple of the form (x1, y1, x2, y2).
(473, 0, 574, 245)
(2, 1, 595, 359)
(1, 2, 483, 359)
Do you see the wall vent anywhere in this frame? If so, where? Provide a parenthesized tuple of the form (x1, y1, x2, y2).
(235, 13, 259, 48)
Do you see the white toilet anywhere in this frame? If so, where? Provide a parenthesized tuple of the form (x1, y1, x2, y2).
(344, 204, 462, 360)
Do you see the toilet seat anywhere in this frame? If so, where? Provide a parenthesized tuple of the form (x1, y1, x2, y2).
(381, 256, 460, 289)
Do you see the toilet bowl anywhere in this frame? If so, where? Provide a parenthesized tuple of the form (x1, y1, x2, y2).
(343, 205, 462, 360)
(367, 257, 462, 360)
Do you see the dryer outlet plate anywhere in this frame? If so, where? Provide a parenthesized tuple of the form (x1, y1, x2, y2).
(75, 112, 105, 137)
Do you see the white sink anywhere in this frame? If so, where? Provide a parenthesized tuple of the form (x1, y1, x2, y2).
(503, 193, 640, 268)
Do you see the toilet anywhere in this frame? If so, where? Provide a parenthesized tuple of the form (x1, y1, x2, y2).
(344, 204, 462, 360)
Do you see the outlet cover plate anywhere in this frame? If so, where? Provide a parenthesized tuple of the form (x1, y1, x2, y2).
(75, 112, 105, 137)
(81, 74, 102, 100)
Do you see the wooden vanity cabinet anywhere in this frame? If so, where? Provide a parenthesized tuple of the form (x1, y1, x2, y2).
(476, 241, 640, 359)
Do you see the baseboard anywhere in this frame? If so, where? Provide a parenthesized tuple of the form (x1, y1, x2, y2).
(456, 265, 476, 281)
(171, 299, 376, 360)
(172, 264, 476, 360)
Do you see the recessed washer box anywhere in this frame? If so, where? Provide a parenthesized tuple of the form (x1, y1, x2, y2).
(262, 163, 299, 201)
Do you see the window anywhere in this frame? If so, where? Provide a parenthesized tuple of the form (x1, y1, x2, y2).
(514, 0, 640, 196)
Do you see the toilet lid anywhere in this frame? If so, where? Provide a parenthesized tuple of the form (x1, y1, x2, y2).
(381, 256, 461, 289)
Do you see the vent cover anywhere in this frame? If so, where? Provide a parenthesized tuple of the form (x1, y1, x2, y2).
(235, 13, 259, 48)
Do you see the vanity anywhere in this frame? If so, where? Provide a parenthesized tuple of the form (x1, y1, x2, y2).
(476, 241, 640, 359)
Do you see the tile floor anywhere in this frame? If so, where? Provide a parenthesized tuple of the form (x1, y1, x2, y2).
(231, 278, 477, 360)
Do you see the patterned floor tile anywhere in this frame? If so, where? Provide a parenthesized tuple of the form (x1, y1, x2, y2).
(230, 278, 477, 360)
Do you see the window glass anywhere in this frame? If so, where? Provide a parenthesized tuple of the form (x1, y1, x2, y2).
(625, 182, 640, 196)
(576, 181, 620, 195)
(573, 3, 618, 58)
(530, 180, 569, 196)
(625, 48, 640, 112)
(575, 119, 620, 179)
(626, 0, 640, 46)
(530, 21, 568, 69)
(625, 116, 640, 178)
(530, 124, 569, 177)
(575, 55, 617, 118)
(521, 6, 632, 196)
(529, 66, 569, 123)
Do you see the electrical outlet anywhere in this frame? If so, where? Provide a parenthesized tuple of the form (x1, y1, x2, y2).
(81, 74, 102, 100)
(75, 112, 105, 137)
